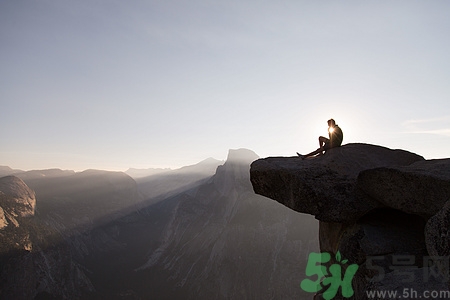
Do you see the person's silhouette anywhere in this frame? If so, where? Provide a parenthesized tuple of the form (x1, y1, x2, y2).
(297, 118, 343, 159)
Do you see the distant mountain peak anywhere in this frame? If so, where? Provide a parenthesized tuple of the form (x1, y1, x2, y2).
(225, 148, 259, 164)
(211, 149, 259, 195)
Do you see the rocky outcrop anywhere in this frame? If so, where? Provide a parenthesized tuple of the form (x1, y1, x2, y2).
(0, 176, 37, 255)
(0, 175, 36, 233)
(0, 175, 36, 219)
(250, 143, 424, 223)
(250, 143, 450, 298)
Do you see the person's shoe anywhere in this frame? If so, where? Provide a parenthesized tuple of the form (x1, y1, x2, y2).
(296, 152, 305, 160)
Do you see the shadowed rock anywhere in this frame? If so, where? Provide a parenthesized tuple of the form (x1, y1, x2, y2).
(426, 201, 450, 279)
(358, 158, 450, 218)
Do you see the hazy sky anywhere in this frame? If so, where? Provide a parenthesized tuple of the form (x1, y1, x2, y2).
(1, 0, 450, 171)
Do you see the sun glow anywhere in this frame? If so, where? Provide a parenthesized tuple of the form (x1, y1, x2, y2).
(328, 127, 335, 134)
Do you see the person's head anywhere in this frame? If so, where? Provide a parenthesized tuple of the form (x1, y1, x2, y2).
(327, 119, 336, 127)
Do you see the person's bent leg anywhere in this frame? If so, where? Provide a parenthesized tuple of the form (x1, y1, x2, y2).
(319, 136, 328, 148)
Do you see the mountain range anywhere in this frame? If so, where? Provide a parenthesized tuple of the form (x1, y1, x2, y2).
(0, 149, 318, 299)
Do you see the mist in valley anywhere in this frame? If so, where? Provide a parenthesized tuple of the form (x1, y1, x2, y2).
(0, 149, 318, 299)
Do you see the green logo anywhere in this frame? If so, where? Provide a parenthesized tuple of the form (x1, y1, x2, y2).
(301, 251, 359, 300)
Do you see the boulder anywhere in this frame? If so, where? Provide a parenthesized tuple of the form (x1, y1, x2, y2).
(358, 159, 450, 218)
(250, 143, 424, 223)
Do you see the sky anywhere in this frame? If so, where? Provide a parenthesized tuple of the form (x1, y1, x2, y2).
(1, 0, 450, 171)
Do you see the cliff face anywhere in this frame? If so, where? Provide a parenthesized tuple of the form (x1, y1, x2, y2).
(0, 176, 36, 251)
(250, 143, 450, 298)
(134, 148, 319, 299)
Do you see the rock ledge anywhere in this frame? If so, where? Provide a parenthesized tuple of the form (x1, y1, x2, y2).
(250, 143, 425, 223)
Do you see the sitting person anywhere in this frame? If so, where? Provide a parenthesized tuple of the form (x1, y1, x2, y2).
(297, 118, 343, 159)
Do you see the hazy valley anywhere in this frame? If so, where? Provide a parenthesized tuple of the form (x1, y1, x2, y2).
(0, 149, 319, 299)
